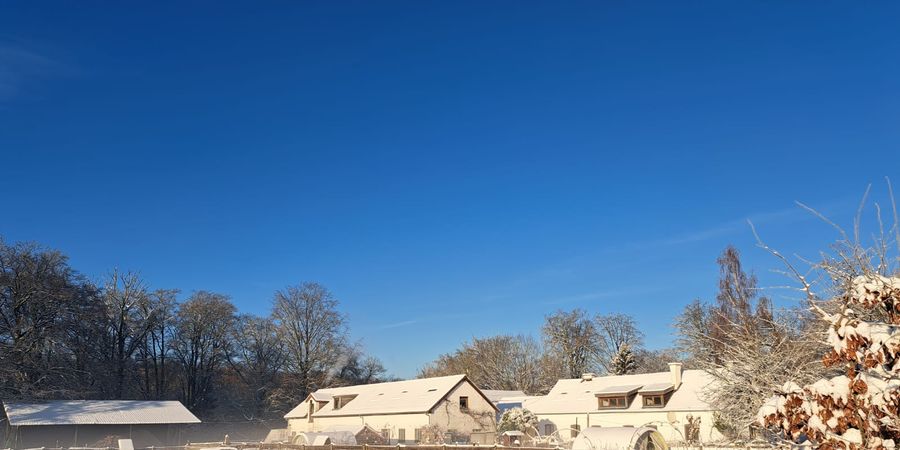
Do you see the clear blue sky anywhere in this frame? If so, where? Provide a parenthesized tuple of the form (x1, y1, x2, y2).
(2, 2, 899, 378)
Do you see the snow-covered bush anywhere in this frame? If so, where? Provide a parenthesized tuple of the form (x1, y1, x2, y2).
(498, 407, 538, 433)
(758, 275, 900, 449)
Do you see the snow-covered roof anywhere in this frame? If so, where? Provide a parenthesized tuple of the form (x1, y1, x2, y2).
(3, 400, 201, 426)
(638, 383, 674, 394)
(310, 392, 333, 402)
(285, 374, 493, 419)
(595, 385, 643, 396)
(527, 369, 714, 414)
(482, 390, 527, 403)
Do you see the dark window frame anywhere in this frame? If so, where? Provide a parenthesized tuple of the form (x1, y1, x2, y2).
(459, 396, 470, 411)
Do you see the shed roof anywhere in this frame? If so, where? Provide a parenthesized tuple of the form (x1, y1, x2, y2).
(527, 370, 714, 414)
(285, 374, 494, 419)
(638, 383, 674, 394)
(595, 384, 643, 396)
(482, 390, 527, 403)
(3, 400, 201, 426)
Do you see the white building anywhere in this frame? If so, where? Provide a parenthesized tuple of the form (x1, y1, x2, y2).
(1, 400, 200, 448)
(284, 374, 497, 444)
(520, 363, 722, 444)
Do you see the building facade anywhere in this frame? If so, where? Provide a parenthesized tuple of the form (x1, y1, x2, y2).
(1, 400, 201, 448)
(284, 375, 497, 444)
(518, 364, 723, 444)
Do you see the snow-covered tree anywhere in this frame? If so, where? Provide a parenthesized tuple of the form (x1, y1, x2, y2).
(498, 407, 539, 434)
(611, 343, 638, 375)
(758, 275, 900, 448)
(757, 184, 900, 449)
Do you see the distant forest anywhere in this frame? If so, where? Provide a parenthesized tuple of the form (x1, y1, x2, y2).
(0, 237, 389, 420)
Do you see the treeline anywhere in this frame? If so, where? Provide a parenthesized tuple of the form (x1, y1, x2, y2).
(419, 245, 822, 439)
(419, 310, 681, 395)
(0, 238, 389, 420)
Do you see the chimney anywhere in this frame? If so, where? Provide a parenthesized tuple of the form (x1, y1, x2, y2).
(581, 373, 595, 382)
(668, 362, 683, 390)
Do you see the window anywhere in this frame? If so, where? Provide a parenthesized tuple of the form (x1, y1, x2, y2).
(643, 394, 665, 408)
(571, 424, 581, 438)
(459, 396, 469, 411)
(382, 429, 391, 440)
(598, 396, 628, 409)
(398, 428, 406, 442)
(333, 395, 357, 410)
(544, 424, 554, 435)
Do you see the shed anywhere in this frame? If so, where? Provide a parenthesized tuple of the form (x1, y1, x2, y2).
(499, 430, 526, 446)
(1, 400, 200, 448)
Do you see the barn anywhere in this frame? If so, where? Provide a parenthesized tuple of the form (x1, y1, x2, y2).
(1, 400, 201, 448)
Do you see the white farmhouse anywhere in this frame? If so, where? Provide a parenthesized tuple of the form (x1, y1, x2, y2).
(523, 363, 722, 444)
(284, 374, 497, 444)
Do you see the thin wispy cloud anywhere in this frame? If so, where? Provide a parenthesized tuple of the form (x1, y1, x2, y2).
(643, 197, 854, 249)
(375, 319, 419, 330)
(659, 205, 801, 246)
(0, 42, 67, 101)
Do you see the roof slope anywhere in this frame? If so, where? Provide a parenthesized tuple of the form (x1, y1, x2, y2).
(3, 400, 201, 426)
(285, 374, 479, 418)
(482, 390, 527, 403)
(527, 370, 714, 414)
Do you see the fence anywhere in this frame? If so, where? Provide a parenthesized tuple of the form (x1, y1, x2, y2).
(185, 445, 556, 450)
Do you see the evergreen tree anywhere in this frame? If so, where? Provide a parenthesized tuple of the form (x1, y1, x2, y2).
(610, 343, 638, 375)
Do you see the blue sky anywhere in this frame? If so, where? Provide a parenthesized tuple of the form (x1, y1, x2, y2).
(1, 2, 899, 378)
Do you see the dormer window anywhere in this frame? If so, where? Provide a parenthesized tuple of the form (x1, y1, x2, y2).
(643, 394, 666, 408)
(638, 383, 674, 409)
(594, 384, 641, 410)
(598, 396, 629, 409)
(333, 395, 357, 410)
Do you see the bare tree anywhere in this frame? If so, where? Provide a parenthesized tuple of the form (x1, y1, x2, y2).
(332, 343, 389, 386)
(225, 314, 286, 419)
(419, 334, 544, 394)
(271, 282, 347, 407)
(0, 239, 99, 398)
(542, 309, 599, 378)
(633, 348, 686, 374)
(172, 291, 236, 412)
(98, 270, 160, 399)
(675, 245, 823, 438)
(136, 288, 178, 400)
(594, 313, 644, 374)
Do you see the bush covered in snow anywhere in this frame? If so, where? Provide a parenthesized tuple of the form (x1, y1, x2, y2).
(498, 407, 539, 434)
(758, 275, 900, 449)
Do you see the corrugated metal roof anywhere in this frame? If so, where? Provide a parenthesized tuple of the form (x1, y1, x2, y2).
(3, 400, 201, 426)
